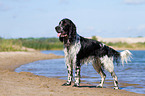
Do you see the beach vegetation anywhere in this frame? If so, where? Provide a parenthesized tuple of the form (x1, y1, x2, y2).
(92, 36, 98, 41)
(0, 37, 63, 51)
(0, 37, 145, 51)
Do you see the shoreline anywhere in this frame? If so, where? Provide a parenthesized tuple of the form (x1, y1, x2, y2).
(0, 51, 144, 96)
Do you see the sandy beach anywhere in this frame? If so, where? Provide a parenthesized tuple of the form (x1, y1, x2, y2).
(0, 51, 144, 96)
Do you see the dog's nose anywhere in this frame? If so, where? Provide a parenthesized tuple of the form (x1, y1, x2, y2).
(55, 26, 61, 33)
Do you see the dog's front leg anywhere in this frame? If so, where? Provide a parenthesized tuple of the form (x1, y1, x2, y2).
(73, 62, 81, 87)
(62, 62, 73, 86)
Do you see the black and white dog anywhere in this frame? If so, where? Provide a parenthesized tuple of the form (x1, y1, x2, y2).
(55, 18, 132, 89)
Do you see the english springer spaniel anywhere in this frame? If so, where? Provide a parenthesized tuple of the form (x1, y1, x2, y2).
(55, 18, 132, 89)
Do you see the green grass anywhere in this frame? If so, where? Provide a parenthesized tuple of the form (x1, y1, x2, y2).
(105, 42, 133, 48)
(104, 42, 145, 50)
(18, 38, 63, 50)
(0, 39, 23, 51)
(0, 37, 63, 52)
(0, 37, 145, 52)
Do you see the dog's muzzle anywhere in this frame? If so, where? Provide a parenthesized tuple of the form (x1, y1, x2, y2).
(55, 26, 67, 37)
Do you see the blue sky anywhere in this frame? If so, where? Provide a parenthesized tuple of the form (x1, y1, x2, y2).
(0, 0, 145, 38)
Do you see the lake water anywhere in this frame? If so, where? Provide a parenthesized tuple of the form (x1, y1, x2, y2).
(15, 50, 145, 94)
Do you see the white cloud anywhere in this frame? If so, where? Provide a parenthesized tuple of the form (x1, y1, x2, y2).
(124, 0, 145, 5)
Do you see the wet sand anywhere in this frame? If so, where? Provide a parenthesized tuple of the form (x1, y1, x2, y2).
(0, 51, 144, 96)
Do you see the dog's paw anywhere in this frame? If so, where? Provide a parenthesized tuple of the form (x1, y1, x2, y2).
(62, 82, 71, 86)
(97, 86, 103, 88)
(114, 86, 119, 90)
(73, 83, 80, 87)
(96, 84, 103, 88)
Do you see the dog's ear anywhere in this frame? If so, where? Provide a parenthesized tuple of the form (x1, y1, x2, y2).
(59, 37, 64, 42)
(68, 21, 76, 41)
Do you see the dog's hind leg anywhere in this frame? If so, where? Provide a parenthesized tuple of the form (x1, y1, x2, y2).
(101, 56, 119, 89)
(96, 68, 106, 88)
(111, 71, 119, 89)
(62, 63, 73, 86)
(97, 69, 106, 88)
(92, 58, 106, 88)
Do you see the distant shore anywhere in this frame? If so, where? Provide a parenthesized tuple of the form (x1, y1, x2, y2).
(93, 36, 145, 44)
(0, 51, 144, 96)
(91, 36, 145, 50)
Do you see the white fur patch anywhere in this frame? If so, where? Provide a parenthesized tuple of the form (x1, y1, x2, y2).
(64, 34, 81, 69)
(100, 55, 114, 73)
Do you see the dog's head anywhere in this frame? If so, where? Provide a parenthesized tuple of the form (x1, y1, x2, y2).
(55, 18, 77, 47)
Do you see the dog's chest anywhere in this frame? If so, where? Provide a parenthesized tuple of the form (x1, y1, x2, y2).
(64, 39, 81, 61)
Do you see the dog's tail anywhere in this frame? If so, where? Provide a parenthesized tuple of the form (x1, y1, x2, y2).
(120, 50, 132, 66)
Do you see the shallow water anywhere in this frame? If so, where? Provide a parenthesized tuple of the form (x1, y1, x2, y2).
(15, 50, 145, 94)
